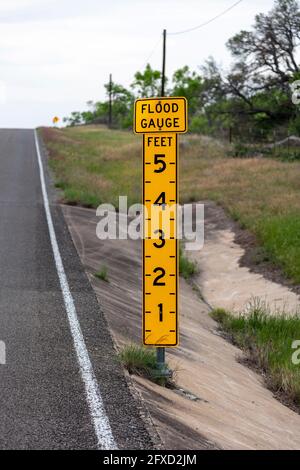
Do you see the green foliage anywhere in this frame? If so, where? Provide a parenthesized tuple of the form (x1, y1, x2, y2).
(189, 115, 210, 134)
(117, 344, 172, 386)
(289, 114, 300, 136)
(230, 142, 251, 158)
(63, 111, 83, 126)
(104, 81, 134, 127)
(64, 81, 134, 129)
(117, 344, 157, 375)
(94, 266, 109, 282)
(179, 246, 197, 279)
(211, 302, 300, 406)
(172, 66, 204, 115)
(131, 63, 162, 98)
(269, 146, 300, 162)
(256, 215, 300, 283)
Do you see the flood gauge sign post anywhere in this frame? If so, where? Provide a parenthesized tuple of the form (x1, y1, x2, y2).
(134, 97, 188, 347)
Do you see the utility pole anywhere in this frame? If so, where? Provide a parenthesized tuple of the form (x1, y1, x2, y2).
(157, 28, 167, 376)
(108, 73, 113, 128)
(161, 29, 167, 97)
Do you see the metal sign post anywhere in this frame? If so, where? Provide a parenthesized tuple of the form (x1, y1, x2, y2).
(134, 97, 188, 375)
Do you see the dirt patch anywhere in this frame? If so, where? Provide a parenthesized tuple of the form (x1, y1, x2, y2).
(190, 200, 300, 314)
(204, 200, 300, 294)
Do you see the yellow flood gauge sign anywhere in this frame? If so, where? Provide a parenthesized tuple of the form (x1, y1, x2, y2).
(134, 97, 188, 347)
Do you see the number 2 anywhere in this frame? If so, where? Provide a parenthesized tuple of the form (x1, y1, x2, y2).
(153, 267, 166, 286)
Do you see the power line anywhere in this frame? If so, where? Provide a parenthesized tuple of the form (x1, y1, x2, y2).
(140, 34, 162, 70)
(137, 0, 243, 77)
(168, 0, 243, 35)
(139, 0, 243, 72)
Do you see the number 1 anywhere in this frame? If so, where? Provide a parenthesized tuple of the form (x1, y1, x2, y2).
(158, 303, 163, 322)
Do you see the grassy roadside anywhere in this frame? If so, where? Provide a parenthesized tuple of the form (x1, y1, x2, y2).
(41, 126, 139, 208)
(212, 305, 300, 408)
(41, 125, 300, 285)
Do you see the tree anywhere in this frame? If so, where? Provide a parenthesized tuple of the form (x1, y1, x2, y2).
(66, 81, 134, 128)
(225, 0, 300, 116)
(104, 81, 134, 127)
(172, 66, 204, 116)
(63, 111, 83, 127)
(228, 0, 300, 82)
(131, 64, 162, 97)
(200, 0, 300, 138)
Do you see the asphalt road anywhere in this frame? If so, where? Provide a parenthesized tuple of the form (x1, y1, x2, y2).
(0, 129, 152, 450)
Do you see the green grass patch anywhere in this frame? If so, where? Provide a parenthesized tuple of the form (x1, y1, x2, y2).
(179, 246, 197, 280)
(256, 215, 300, 283)
(94, 266, 109, 282)
(117, 344, 172, 386)
(211, 303, 300, 407)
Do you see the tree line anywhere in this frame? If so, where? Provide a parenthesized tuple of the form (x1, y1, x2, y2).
(64, 0, 300, 142)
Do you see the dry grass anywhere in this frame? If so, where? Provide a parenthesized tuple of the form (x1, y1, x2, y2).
(41, 125, 300, 283)
(41, 126, 226, 209)
(41, 126, 140, 207)
(182, 156, 300, 218)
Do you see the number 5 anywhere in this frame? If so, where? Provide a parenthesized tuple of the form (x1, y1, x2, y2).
(154, 154, 166, 173)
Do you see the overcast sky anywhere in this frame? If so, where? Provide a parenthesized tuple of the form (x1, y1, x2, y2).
(0, 0, 276, 128)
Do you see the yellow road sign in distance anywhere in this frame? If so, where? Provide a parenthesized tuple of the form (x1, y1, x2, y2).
(135, 97, 187, 134)
(143, 133, 178, 347)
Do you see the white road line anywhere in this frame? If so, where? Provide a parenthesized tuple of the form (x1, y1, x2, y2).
(34, 130, 117, 450)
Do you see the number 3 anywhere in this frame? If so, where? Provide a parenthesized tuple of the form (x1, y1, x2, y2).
(154, 229, 165, 249)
